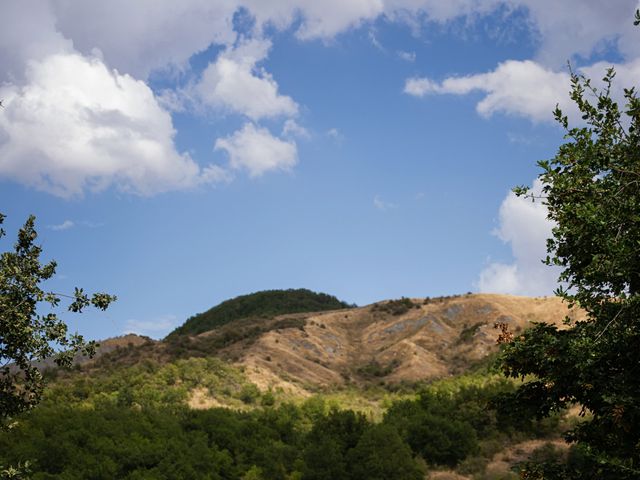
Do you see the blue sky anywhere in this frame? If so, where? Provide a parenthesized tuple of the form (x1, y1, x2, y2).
(1, 1, 639, 339)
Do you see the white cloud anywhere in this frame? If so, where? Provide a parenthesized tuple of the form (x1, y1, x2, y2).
(282, 119, 311, 139)
(1, 0, 638, 198)
(50, 1, 238, 79)
(397, 50, 416, 62)
(404, 77, 441, 97)
(580, 57, 640, 106)
(5, 1, 638, 82)
(477, 179, 560, 296)
(0, 53, 226, 198)
(369, 28, 384, 50)
(246, 0, 385, 40)
(124, 314, 178, 338)
(405, 60, 575, 122)
(48, 220, 75, 231)
(405, 56, 640, 123)
(192, 38, 298, 120)
(373, 195, 397, 211)
(508, 0, 640, 66)
(35, 1, 639, 68)
(327, 128, 345, 144)
(215, 123, 298, 177)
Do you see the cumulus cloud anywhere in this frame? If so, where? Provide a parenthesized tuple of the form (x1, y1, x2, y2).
(50, 1, 238, 79)
(405, 60, 575, 122)
(509, 0, 640, 66)
(192, 38, 298, 120)
(215, 123, 298, 177)
(0, 53, 225, 197)
(246, 0, 385, 40)
(1, 0, 638, 198)
(28, 1, 639, 67)
(477, 179, 560, 296)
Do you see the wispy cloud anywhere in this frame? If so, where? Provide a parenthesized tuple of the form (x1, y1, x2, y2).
(47, 219, 106, 231)
(124, 314, 178, 338)
(397, 50, 416, 62)
(48, 220, 75, 231)
(368, 29, 384, 51)
(327, 128, 345, 144)
(373, 195, 397, 212)
(282, 119, 310, 139)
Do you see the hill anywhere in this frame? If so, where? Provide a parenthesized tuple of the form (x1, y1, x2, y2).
(167, 288, 354, 338)
(217, 293, 583, 394)
(4, 291, 586, 480)
(89, 292, 583, 400)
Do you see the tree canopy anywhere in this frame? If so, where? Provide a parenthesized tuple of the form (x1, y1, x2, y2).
(500, 10, 640, 479)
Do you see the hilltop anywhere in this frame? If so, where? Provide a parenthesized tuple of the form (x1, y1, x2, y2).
(168, 288, 354, 337)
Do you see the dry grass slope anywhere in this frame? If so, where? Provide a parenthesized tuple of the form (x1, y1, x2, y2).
(229, 294, 583, 393)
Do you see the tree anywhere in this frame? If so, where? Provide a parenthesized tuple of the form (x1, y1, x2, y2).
(0, 214, 115, 427)
(498, 9, 640, 479)
(346, 424, 424, 480)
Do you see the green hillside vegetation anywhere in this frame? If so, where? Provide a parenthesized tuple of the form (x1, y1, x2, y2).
(168, 289, 354, 338)
(0, 368, 574, 480)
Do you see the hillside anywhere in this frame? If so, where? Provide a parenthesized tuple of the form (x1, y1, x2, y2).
(92, 292, 583, 399)
(221, 293, 583, 393)
(4, 291, 587, 480)
(167, 288, 354, 337)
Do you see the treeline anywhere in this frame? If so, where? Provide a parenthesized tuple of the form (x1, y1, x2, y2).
(0, 376, 569, 479)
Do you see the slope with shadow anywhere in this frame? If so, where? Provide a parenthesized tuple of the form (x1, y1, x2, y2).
(167, 289, 354, 338)
(229, 293, 585, 394)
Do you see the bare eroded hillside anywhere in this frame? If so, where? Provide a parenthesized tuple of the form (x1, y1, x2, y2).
(218, 294, 583, 393)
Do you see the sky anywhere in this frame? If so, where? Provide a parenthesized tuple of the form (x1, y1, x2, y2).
(1, 1, 639, 340)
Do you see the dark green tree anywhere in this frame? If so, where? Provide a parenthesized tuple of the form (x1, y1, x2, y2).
(0, 214, 115, 427)
(499, 9, 640, 479)
(346, 424, 424, 480)
(303, 409, 369, 480)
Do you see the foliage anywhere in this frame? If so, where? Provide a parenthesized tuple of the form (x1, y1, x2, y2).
(168, 289, 353, 338)
(303, 409, 369, 479)
(501, 11, 640, 478)
(456, 321, 484, 344)
(371, 297, 419, 316)
(356, 359, 400, 379)
(346, 423, 424, 480)
(0, 214, 115, 426)
(45, 356, 261, 410)
(0, 370, 563, 479)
